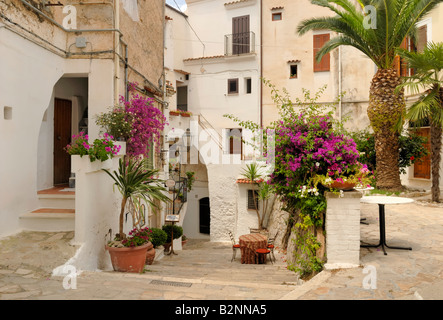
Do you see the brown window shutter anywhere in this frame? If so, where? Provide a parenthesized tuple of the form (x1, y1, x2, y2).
(313, 34, 330, 72)
(417, 25, 427, 52)
(232, 15, 250, 54)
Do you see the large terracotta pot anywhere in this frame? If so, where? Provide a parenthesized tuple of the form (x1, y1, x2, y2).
(145, 243, 155, 265)
(106, 242, 150, 273)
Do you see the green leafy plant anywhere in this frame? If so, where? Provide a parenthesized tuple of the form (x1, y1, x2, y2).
(162, 224, 183, 243)
(122, 227, 153, 247)
(65, 132, 121, 162)
(185, 171, 196, 191)
(350, 129, 429, 175)
(149, 227, 168, 248)
(95, 106, 133, 141)
(103, 157, 170, 241)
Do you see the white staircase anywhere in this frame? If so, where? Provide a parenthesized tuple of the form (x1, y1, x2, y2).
(19, 186, 75, 232)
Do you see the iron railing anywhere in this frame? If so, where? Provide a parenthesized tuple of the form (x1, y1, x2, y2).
(224, 31, 255, 56)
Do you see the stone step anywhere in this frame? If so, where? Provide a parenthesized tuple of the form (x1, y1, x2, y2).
(146, 240, 300, 287)
(37, 193, 75, 209)
(19, 208, 75, 232)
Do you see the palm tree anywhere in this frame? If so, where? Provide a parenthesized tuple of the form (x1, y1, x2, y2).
(297, 0, 442, 190)
(241, 162, 267, 230)
(103, 157, 170, 240)
(396, 42, 443, 202)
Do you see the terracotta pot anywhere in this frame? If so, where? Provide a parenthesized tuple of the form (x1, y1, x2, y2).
(329, 181, 356, 191)
(105, 242, 150, 273)
(145, 243, 155, 265)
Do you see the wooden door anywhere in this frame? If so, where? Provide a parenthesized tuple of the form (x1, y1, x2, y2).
(54, 98, 72, 185)
(232, 15, 250, 54)
(199, 197, 210, 234)
(413, 127, 431, 179)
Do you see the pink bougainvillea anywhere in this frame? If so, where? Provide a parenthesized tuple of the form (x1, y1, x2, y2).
(119, 83, 167, 157)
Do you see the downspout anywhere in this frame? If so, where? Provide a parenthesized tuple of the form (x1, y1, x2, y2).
(338, 45, 342, 121)
(114, 0, 120, 104)
(260, 0, 263, 129)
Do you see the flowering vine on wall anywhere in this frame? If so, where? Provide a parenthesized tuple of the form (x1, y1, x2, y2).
(95, 82, 167, 158)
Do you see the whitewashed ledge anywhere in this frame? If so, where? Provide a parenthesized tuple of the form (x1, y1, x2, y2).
(324, 191, 362, 269)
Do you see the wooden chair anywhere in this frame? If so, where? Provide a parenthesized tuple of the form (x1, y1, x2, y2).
(267, 231, 279, 262)
(228, 231, 241, 262)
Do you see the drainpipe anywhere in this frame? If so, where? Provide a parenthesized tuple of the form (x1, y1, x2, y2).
(338, 46, 342, 121)
(260, 0, 263, 129)
(114, 0, 120, 104)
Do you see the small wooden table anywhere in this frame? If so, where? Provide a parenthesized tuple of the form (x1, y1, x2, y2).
(239, 233, 267, 264)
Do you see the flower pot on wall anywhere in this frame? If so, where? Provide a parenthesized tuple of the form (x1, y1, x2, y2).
(328, 181, 356, 191)
(105, 242, 150, 273)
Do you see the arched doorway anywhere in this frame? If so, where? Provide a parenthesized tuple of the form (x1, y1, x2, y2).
(199, 197, 210, 234)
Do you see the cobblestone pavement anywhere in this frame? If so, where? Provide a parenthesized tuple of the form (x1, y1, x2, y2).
(0, 194, 442, 301)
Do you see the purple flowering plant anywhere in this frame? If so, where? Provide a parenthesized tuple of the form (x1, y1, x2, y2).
(65, 132, 121, 162)
(95, 82, 167, 158)
(122, 227, 153, 247)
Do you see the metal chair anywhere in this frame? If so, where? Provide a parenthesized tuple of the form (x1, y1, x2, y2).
(267, 231, 279, 262)
(255, 248, 272, 264)
(228, 231, 241, 262)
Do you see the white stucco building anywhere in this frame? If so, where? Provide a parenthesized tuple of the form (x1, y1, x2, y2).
(164, 0, 443, 243)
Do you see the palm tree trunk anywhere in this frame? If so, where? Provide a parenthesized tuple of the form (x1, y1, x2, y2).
(252, 190, 262, 229)
(368, 68, 404, 190)
(430, 87, 443, 202)
(117, 196, 128, 240)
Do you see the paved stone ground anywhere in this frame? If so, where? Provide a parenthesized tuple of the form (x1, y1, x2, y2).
(0, 193, 442, 301)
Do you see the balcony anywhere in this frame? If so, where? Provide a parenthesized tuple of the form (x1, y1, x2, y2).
(224, 31, 256, 56)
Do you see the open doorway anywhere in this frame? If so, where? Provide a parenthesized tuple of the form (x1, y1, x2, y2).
(199, 197, 210, 234)
(53, 98, 72, 185)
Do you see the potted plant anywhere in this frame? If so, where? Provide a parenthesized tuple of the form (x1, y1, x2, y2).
(162, 224, 183, 253)
(180, 111, 192, 117)
(95, 106, 133, 142)
(145, 227, 168, 265)
(103, 157, 170, 272)
(169, 110, 180, 116)
(181, 235, 188, 246)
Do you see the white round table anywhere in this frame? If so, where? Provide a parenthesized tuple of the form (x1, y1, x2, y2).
(360, 196, 414, 255)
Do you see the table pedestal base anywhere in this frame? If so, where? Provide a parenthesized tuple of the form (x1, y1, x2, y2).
(360, 204, 412, 255)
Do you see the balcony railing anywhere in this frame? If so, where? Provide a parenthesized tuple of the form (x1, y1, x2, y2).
(224, 31, 255, 56)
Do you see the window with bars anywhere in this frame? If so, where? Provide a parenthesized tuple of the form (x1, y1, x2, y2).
(247, 190, 259, 210)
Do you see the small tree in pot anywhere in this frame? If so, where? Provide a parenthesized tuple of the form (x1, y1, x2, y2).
(103, 157, 170, 272)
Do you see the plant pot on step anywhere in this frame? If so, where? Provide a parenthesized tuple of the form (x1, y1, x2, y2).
(105, 242, 150, 273)
(145, 242, 155, 265)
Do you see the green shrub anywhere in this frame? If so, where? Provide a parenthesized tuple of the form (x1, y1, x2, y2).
(149, 228, 168, 248)
(162, 224, 183, 243)
(349, 129, 429, 175)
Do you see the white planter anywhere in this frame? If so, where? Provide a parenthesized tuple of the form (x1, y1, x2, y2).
(71, 155, 113, 173)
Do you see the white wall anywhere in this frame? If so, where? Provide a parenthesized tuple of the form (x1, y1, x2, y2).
(0, 27, 65, 237)
(0, 25, 115, 237)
